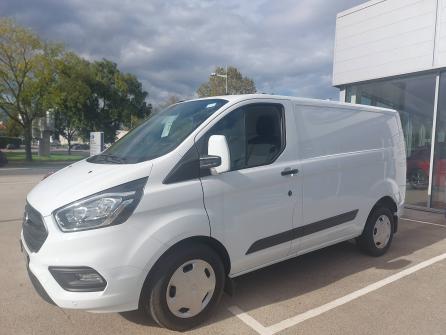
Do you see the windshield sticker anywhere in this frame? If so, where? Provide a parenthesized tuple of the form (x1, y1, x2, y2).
(206, 103, 217, 108)
(161, 115, 178, 138)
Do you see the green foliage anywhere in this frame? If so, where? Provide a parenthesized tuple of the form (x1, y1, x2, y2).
(0, 18, 151, 155)
(52, 52, 92, 153)
(197, 66, 256, 97)
(0, 18, 62, 160)
(152, 95, 181, 115)
(52, 56, 152, 145)
(4, 117, 23, 137)
(5, 151, 84, 162)
(0, 110, 6, 121)
(84, 59, 151, 143)
(162, 95, 181, 108)
(0, 136, 21, 149)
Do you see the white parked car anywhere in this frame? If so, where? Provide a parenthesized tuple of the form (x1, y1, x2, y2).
(21, 95, 406, 331)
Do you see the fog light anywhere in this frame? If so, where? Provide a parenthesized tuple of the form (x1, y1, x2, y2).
(49, 267, 107, 292)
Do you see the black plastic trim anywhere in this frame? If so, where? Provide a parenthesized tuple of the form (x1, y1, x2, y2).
(23, 247, 56, 305)
(163, 146, 201, 184)
(393, 214, 398, 234)
(281, 168, 299, 176)
(246, 209, 359, 254)
(49, 266, 107, 292)
(22, 203, 48, 253)
(199, 155, 222, 170)
(28, 266, 56, 305)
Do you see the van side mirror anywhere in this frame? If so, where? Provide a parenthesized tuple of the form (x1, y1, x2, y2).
(207, 135, 230, 175)
(199, 155, 221, 170)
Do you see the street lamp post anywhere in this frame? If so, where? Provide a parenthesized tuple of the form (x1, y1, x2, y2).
(210, 65, 228, 95)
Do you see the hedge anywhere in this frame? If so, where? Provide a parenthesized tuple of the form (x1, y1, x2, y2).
(0, 136, 22, 149)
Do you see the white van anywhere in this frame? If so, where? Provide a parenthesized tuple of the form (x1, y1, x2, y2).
(21, 95, 406, 331)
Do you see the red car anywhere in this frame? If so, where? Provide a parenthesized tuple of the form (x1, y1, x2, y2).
(407, 143, 446, 189)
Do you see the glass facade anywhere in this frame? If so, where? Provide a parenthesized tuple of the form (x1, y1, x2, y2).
(345, 72, 445, 210)
(431, 74, 446, 209)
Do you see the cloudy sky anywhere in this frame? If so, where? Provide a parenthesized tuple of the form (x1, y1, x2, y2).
(1, 0, 364, 105)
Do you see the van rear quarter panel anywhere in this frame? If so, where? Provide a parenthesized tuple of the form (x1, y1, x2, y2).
(293, 103, 400, 239)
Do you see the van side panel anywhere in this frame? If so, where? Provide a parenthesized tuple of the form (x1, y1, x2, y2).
(293, 104, 400, 253)
(295, 105, 393, 157)
(393, 114, 407, 212)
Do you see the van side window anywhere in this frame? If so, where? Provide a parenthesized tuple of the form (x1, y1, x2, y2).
(198, 103, 285, 172)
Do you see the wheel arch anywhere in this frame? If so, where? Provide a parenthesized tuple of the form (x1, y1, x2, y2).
(174, 236, 231, 275)
(138, 235, 231, 308)
(368, 196, 399, 233)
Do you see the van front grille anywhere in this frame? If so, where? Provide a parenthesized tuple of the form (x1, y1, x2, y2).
(22, 204, 48, 253)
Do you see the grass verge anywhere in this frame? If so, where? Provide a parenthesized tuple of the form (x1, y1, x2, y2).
(4, 151, 85, 163)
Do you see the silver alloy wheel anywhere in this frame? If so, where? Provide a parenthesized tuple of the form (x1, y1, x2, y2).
(373, 214, 391, 249)
(166, 259, 216, 318)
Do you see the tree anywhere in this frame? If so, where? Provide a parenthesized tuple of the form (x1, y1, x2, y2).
(52, 53, 92, 154)
(163, 95, 181, 108)
(197, 66, 256, 97)
(52, 57, 152, 147)
(121, 71, 152, 129)
(85, 59, 151, 143)
(0, 18, 62, 161)
(4, 117, 22, 137)
(151, 95, 181, 115)
(161, 95, 181, 110)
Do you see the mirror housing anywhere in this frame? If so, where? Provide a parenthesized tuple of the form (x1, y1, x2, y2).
(199, 155, 221, 170)
(207, 135, 230, 175)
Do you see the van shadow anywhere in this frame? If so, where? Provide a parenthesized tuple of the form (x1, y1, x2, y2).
(120, 220, 446, 329)
(120, 309, 158, 327)
(220, 220, 446, 315)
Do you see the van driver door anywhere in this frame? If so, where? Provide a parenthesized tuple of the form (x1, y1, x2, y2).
(195, 100, 302, 275)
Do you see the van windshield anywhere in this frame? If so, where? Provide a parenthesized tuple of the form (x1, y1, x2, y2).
(88, 99, 228, 164)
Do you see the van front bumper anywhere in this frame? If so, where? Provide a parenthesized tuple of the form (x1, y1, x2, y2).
(20, 210, 166, 313)
(21, 233, 144, 313)
(21, 242, 56, 306)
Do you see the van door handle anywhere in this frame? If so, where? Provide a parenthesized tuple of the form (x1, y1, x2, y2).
(281, 168, 299, 176)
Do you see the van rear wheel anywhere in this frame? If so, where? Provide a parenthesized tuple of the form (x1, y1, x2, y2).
(140, 244, 225, 331)
(357, 207, 394, 257)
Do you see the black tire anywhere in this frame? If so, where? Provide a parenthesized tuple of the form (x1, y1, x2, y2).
(357, 207, 394, 257)
(140, 243, 225, 331)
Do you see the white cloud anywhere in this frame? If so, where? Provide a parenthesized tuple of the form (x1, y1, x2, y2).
(0, 0, 365, 104)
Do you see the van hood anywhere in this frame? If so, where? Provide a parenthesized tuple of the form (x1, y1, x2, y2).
(27, 159, 153, 217)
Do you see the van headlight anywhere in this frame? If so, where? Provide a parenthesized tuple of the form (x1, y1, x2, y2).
(53, 177, 147, 232)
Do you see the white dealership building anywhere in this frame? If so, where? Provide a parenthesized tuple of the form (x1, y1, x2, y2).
(333, 0, 446, 211)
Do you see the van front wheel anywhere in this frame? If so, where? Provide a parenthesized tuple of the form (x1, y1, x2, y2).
(140, 244, 225, 331)
(357, 207, 394, 257)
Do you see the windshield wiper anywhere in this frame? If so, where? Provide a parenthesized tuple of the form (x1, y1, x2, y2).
(89, 153, 127, 164)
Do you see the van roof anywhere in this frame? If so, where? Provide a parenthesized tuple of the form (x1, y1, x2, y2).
(190, 94, 398, 115)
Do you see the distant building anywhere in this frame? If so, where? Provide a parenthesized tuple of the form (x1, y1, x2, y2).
(116, 130, 128, 140)
(333, 0, 446, 211)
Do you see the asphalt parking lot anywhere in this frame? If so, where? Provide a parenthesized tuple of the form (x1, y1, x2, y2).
(1, 166, 446, 335)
